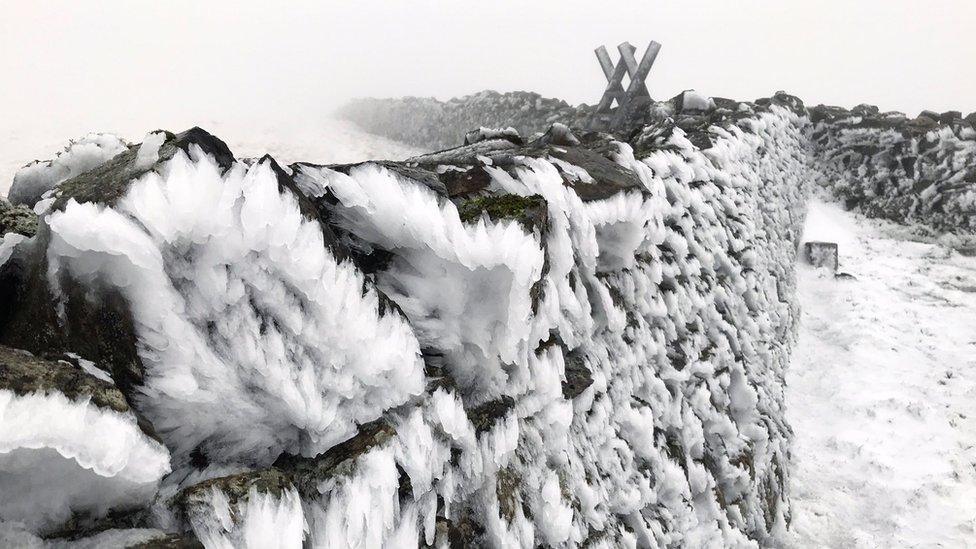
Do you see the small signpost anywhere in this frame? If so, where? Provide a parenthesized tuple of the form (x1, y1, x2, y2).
(591, 41, 662, 131)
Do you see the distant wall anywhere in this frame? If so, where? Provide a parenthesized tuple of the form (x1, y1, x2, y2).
(338, 90, 594, 150)
(809, 106, 976, 234)
(342, 91, 976, 235)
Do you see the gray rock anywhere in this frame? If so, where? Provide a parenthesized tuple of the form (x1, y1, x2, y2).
(463, 127, 523, 146)
(531, 122, 580, 147)
(562, 352, 594, 400)
(0, 344, 129, 413)
(940, 110, 963, 124)
(851, 104, 880, 116)
(804, 241, 838, 271)
(53, 128, 234, 211)
(908, 115, 939, 130)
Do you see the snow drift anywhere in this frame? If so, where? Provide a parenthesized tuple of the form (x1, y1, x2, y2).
(0, 93, 819, 546)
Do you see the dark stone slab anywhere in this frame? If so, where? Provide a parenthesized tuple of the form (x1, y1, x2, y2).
(803, 241, 838, 271)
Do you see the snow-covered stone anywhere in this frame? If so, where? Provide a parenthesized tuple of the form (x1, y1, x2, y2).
(7, 134, 128, 208)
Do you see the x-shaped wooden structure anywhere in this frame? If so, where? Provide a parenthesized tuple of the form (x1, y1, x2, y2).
(591, 41, 662, 131)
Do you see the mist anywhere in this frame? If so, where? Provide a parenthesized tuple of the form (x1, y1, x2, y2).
(2, 0, 975, 190)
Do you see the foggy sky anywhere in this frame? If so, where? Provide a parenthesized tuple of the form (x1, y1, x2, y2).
(2, 0, 975, 140)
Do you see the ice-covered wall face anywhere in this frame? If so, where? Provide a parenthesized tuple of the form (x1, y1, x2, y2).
(44, 150, 425, 467)
(290, 100, 811, 547)
(0, 97, 811, 545)
(810, 107, 976, 234)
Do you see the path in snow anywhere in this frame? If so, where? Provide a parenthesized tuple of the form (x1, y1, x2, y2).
(788, 200, 976, 548)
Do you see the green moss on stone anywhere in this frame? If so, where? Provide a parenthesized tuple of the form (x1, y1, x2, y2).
(457, 193, 547, 231)
(0, 200, 37, 237)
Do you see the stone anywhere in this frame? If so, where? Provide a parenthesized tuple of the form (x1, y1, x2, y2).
(530, 122, 580, 147)
(0, 344, 129, 413)
(466, 396, 516, 435)
(456, 193, 548, 232)
(181, 467, 294, 513)
(940, 110, 963, 124)
(808, 105, 850, 124)
(463, 127, 523, 146)
(803, 241, 839, 271)
(127, 534, 204, 548)
(53, 127, 234, 211)
(0, 198, 37, 238)
(851, 104, 880, 116)
(547, 145, 643, 201)
(908, 115, 939, 130)
(671, 90, 716, 113)
(562, 352, 594, 399)
(273, 418, 397, 498)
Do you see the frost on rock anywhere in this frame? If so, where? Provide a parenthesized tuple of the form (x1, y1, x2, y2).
(0, 92, 814, 546)
(0, 345, 170, 534)
(181, 470, 304, 549)
(288, 96, 811, 546)
(44, 151, 425, 465)
(7, 134, 128, 208)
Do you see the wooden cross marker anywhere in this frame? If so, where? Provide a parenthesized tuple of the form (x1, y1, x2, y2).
(592, 41, 661, 131)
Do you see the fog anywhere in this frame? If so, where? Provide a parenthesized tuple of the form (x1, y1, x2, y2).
(2, 0, 975, 190)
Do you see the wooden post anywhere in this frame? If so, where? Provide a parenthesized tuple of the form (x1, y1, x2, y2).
(591, 41, 661, 131)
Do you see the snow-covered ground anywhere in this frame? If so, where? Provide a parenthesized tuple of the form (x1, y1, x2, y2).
(788, 200, 976, 548)
(1, 118, 422, 196)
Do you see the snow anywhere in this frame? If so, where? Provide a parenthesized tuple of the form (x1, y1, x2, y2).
(134, 131, 166, 170)
(0, 233, 26, 267)
(680, 90, 716, 112)
(787, 199, 976, 548)
(296, 163, 546, 398)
